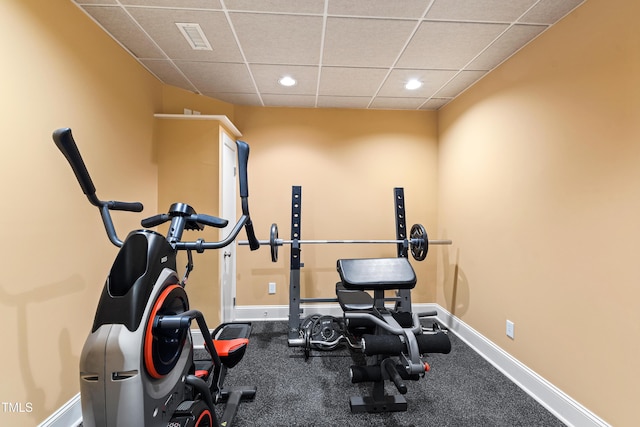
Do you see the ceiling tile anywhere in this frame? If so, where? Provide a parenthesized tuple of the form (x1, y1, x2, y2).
(323, 17, 418, 67)
(397, 21, 508, 69)
(435, 70, 487, 98)
(328, 0, 431, 19)
(468, 24, 547, 70)
(520, 0, 585, 24)
(420, 98, 452, 109)
(425, 0, 537, 22)
(176, 61, 254, 93)
(229, 13, 323, 64)
(203, 92, 262, 106)
(318, 67, 388, 97)
(317, 96, 372, 109)
(378, 69, 458, 98)
(140, 59, 197, 91)
(370, 97, 427, 110)
(223, 0, 324, 14)
(75, 0, 118, 4)
(120, 0, 221, 7)
(127, 8, 243, 62)
(250, 64, 319, 95)
(261, 94, 317, 108)
(81, 6, 165, 58)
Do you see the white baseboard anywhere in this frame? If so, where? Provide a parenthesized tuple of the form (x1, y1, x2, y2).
(37, 392, 81, 427)
(42, 304, 609, 427)
(435, 306, 610, 427)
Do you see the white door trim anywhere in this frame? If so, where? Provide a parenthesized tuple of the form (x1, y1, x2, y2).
(219, 129, 237, 322)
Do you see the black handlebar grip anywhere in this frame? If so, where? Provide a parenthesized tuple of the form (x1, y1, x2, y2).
(236, 140, 250, 198)
(52, 128, 97, 198)
(108, 201, 144, 212)
(244, 219, 260, 251)
(195, 214, 229, 229)
(141, 214, 170, 228)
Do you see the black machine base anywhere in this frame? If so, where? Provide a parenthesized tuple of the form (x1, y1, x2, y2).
(349, 394, 408, 413)
(219, 386, 257, 426)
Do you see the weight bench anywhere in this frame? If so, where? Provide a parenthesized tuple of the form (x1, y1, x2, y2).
(336, 257, 451, 413)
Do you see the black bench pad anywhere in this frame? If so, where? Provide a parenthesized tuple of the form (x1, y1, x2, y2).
(336, 283, 374, 311)
(337, 258, 417, 291)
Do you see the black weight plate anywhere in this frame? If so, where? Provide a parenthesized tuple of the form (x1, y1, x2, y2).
(270, 223, 279, 262)
(410, 223, 428, 261)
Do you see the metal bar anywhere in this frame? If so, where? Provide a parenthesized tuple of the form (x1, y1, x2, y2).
(394, 188, 411, 313)
(238, 238, 452, 246)
(394, 187, 408, 258)
(288, 186, 303, 342)
(300, 297, 339, 303)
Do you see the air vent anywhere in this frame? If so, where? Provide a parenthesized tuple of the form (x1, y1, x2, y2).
(176, 23, 212, 51)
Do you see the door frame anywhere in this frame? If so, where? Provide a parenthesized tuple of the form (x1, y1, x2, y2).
(219, 129, 237, 322)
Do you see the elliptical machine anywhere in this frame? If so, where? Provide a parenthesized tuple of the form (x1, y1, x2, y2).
(52, 128, 261, 427)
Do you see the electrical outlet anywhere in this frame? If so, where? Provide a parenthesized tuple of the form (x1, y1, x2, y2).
(506, 320, 515, 339)
(268, 282, 276, 294)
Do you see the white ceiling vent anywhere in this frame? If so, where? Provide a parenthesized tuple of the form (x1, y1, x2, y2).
(176, 23, 212, 50)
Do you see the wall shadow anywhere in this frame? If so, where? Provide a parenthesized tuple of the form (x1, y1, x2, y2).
(441, 244, 470, 317)
(0, 275, 84, 424)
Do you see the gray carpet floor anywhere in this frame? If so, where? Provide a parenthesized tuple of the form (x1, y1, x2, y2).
(208, 320, 565, 427)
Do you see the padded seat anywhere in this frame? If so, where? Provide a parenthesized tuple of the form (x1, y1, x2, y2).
(337, 258, 417, 291)
(336, 283, 374, 311)
(195, 323, 252, 369)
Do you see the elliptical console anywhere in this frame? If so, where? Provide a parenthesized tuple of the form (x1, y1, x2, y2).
(52, 128, 260, 427)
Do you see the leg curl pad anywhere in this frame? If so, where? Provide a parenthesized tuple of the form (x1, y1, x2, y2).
(362, 332, 451, 356)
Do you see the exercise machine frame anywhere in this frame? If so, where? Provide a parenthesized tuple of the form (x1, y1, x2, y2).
(52, 128, 260, 427)
(272, 186, 451, 413)
(285, 186, 416, 347)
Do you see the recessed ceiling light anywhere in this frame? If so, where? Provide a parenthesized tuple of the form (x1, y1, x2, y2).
(278, 76, 297, 87)
(405, 79, 423, 90)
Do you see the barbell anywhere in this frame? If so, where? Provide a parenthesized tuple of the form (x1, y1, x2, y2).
(238, 223, 452, 262)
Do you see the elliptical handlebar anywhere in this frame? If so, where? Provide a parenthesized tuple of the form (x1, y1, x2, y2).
(52, 128, 144, 213)
(52, 128, 260, 252)
(236, 140, 260, 250)
(53, 128, 142, 246)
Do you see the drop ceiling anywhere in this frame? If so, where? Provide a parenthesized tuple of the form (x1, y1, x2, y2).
(72, 0, 585, 110)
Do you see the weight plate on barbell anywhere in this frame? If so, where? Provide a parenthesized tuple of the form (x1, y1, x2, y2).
(410, 223, 428, 261)
(269, 223, 279, 263)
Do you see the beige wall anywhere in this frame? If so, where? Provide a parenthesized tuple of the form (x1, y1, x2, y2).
(160, 84, 235, 118)
(2, 0, 634, 426)
(437, 0, 638, 425)
(0, 0, 162, 425)
(233, 107, 440, 306)
(154, 118, 223, 322)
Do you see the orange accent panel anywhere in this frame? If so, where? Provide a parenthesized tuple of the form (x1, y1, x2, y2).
(195, 409, 212, 426)
(144, 284, 181, 379)
(195, 370, 209, 379)
(213, 338, 249, 357)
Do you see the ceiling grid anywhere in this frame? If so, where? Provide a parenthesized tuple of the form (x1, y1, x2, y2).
(73, 0, 586, 110)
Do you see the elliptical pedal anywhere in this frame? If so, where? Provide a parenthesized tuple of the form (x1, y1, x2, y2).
(194, 323, 252, 369)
